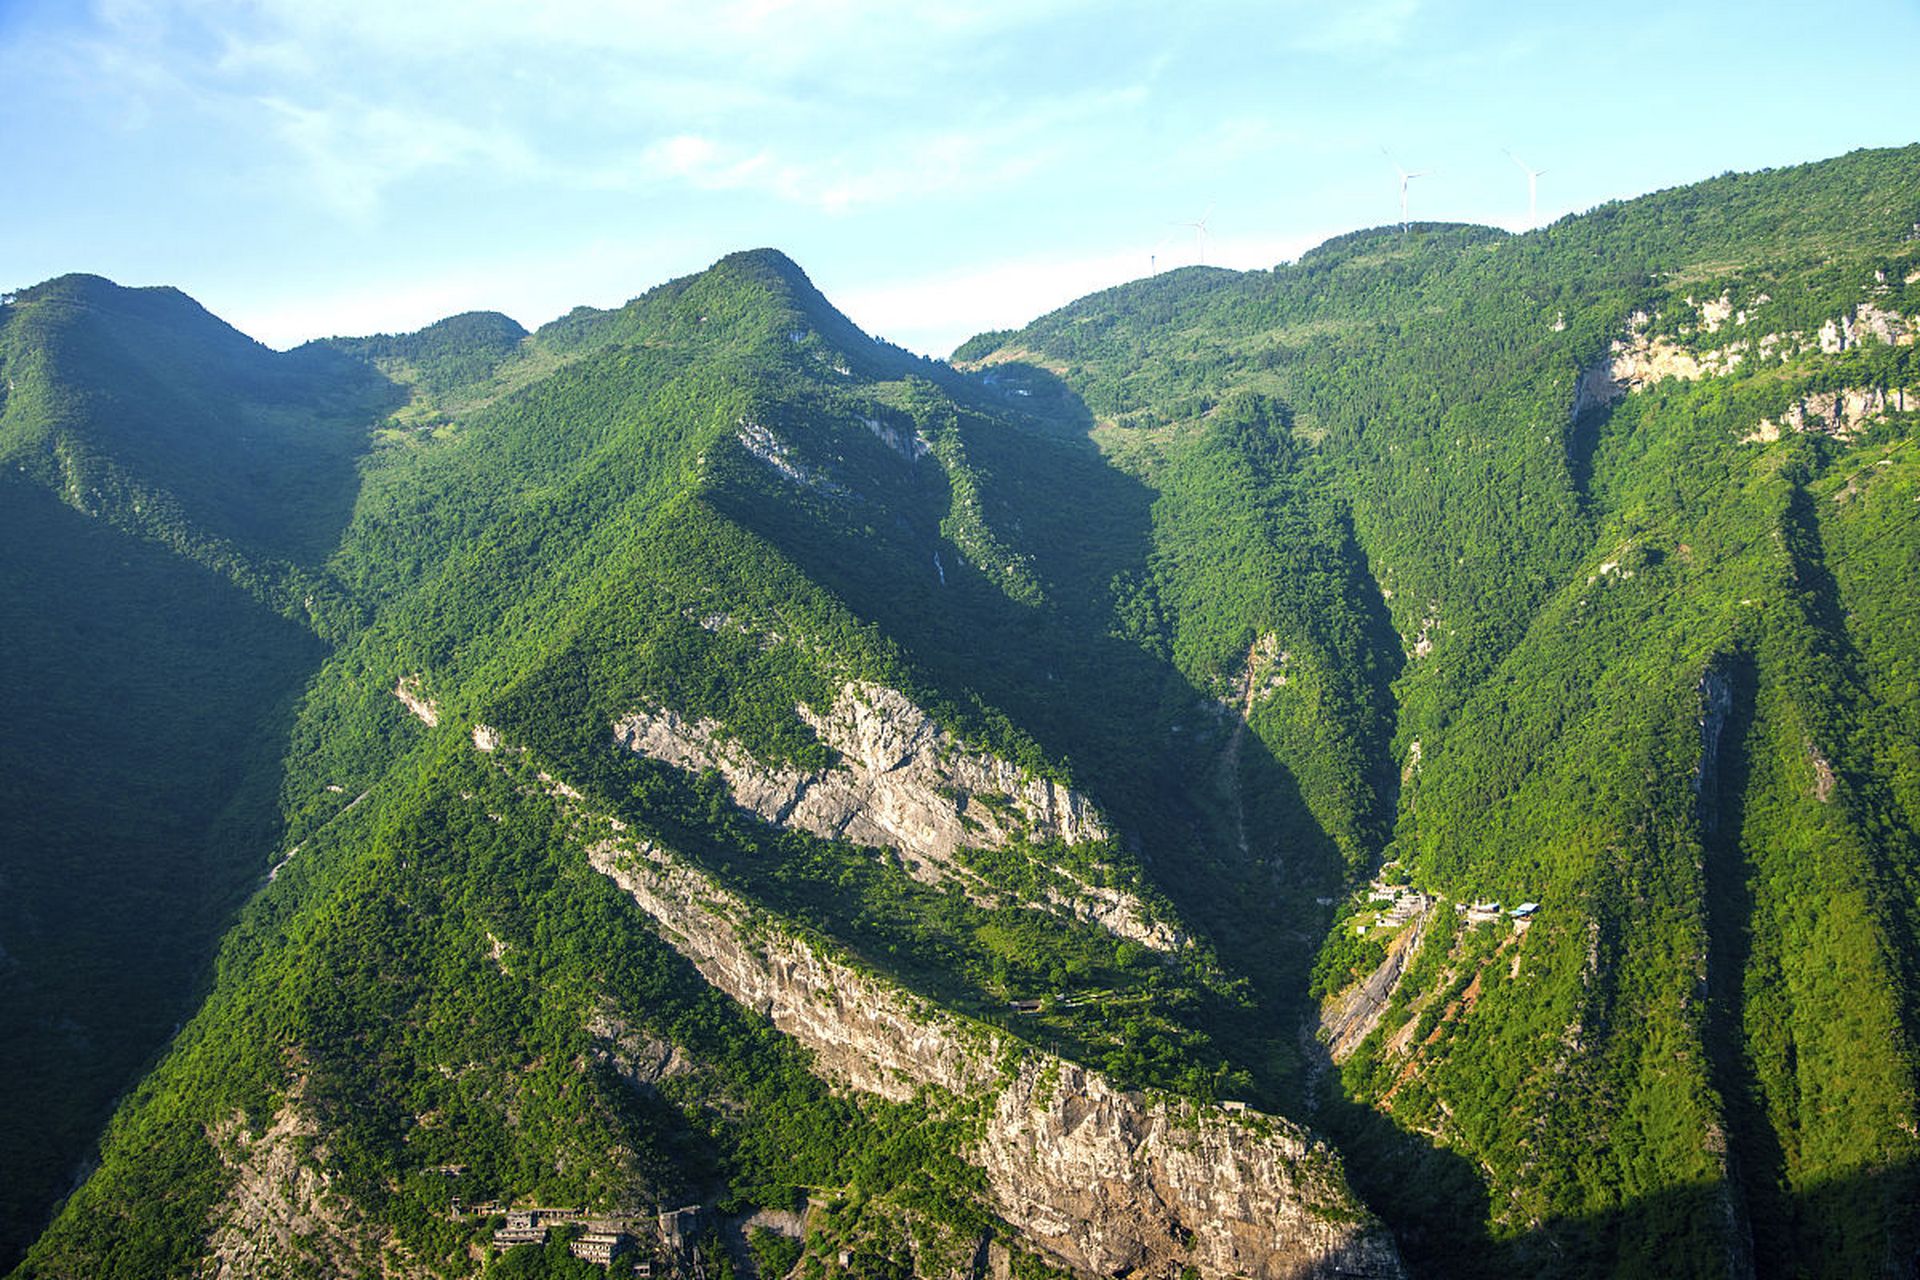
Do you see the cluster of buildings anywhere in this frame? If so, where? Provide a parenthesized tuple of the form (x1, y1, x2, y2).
(1356, 873, 1540, 933)
(459, 1200, 714, 1274)
(1461, 899, 1539, 925)
(1353, 879, 1433, 934)
(1373, 889, 1432, 928)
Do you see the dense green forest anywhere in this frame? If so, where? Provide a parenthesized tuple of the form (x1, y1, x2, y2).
(957, 144, 1920, 1275)
(3, 144, 1919, 1279)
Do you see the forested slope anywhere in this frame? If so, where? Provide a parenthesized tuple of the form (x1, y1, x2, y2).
(0, 277, 382, 1265)
(960, 143, 1920, 1276)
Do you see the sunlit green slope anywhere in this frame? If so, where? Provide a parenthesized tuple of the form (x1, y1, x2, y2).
(961, 143, 1920, 1276)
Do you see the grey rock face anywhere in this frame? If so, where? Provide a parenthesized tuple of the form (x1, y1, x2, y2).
(984, 1059, 1405, 1280)
(575, 797, 1402, 1280)
(615, 681, 1183, 952)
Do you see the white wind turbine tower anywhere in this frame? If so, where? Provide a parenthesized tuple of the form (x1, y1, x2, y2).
(1507, 150, 1547, 227)
(1179, 205, 1214, 265)
(1384, 150, 1428, 233)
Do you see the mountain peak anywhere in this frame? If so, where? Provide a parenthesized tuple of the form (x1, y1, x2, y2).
(533, 247, 936, 381)
(692, 246, 868, 344)
(7, 272, 261, 352)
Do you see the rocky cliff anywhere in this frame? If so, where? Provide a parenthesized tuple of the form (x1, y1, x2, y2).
(198, 1086, 410, 1280)
(1575, 296, 1918, 430)
(1319, 908, 1433, 1063)
(983, 1059, 1404, 1280)
(586, 826, 1002, 1102)
(557, 745, 1402, 1279)
(615, 680, 1183, 952)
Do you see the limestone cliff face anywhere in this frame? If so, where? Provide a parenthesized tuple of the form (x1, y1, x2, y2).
(1743, 384, 1913, 443)
(1694, 667, 1735, 832)
(394, 674, 440, 727)
(860, 412, 931, 461)
(1574, 316, 1729, 414)
(736, 417, 850, 496)
(199, 1090, 415, 1280)
(1319, 909, 1433, 1063)
(572, 785, 1402, 1280)
(983, 1059, 1403, 1280)
(1575, 300, 1917, 429)
(614, 680, 1183, 952)
(587, 831, 1001, 1101)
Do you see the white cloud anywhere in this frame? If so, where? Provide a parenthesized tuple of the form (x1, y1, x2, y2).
(1286, 0, 1423, 52)
(255, 96, 537, 220)
(621, 80, 1141, 213)
(140, 0, 1104, 96)
(641, 134, 788, 197)
(54, 0, 1147, 219)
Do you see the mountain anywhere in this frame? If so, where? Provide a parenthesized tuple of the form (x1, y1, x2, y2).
(2, 143, 1918, 1279)
(0, 274, 386, 1265)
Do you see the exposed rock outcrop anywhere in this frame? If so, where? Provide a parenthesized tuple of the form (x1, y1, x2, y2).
(1851, 303, 1917, 347)
(1319, 907, 1433, 1062)
(587, 1003, 697, 1094)
(1811, 303, 1916, 354)
(571, 794, 1402, 1280)
(1694, 667, 1735, 832)
(200, 1090, 408, 1280)
(861, 413, 931, 461)
(394, 674, 440, 727)
(1809, 740, 1838, 804)
(1579, 304, 1916, 424)
(1575, 317, 1725, 413)
(1696, 292, 1734, 334)
(985, 1060, 1404, 1280)
(736, 417, 849, 496)
(1742, 385, 1913, 444)
(588, 832, 1001, 1101)
(615, 681, 1182, 952)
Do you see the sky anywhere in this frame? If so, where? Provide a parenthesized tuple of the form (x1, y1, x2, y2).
(3, 0, 1917, 357)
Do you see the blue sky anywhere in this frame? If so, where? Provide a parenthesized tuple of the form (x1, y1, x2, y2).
(4, 0, 1917, 356)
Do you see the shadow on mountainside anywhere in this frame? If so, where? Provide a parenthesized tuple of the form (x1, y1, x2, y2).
(1321, 1082, 1920, 1278)
(708, 364, 1335, 1072)
(0, 286, 400, 1265)
(1496, 1157, 1920, 1280)
(0, 479, 330, 1270)
(698, 358, 1496, 1259)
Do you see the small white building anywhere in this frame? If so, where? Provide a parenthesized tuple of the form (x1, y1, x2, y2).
(572, 1232, 629, 1266)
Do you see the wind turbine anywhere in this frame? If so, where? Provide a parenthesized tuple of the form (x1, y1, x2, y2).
(1506, 150, 1547, 227)
(1383, 150, 1428, 233)
(1177, 205, 1213, 265)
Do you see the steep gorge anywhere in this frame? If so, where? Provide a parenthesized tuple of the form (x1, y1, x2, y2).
(564, 734, 1402, 1279)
